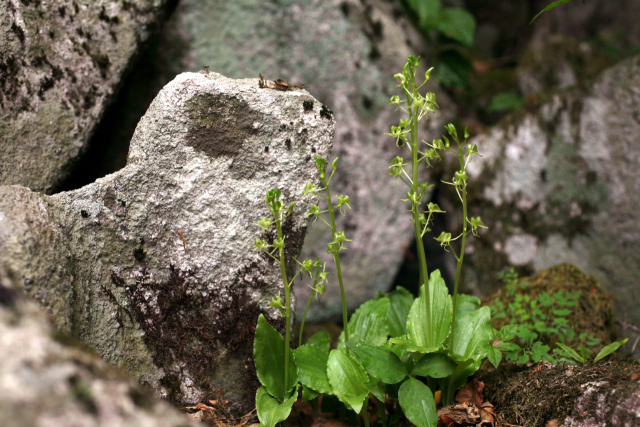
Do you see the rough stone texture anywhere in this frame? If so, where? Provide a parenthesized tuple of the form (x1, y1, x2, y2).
(0, 71, 333, 413)
(479, 358, 640, 427)
(437, 54, 640, 357)
(516, 34, 620, 96)
(0, 268, 193, 427)
(0, 0, 175, 194)
(143, 0, 453, 322)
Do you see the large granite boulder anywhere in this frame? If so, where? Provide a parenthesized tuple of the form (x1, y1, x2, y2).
(89, 0, 455, 322)
(0, 71, 333, 413)
(0, 0, 175, 193)
(0, 270, 193, 427)
(437, 54, 640, 357)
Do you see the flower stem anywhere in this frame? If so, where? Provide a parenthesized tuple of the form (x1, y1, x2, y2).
(299, 264, 321, 347)
(320, 173, 350, 343)
(275, 215, 292, 398)
(450, 149, 468, 349)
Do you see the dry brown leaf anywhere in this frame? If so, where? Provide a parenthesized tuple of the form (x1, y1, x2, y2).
(631, 372, 640, 381)
(455, 379, 485, 408)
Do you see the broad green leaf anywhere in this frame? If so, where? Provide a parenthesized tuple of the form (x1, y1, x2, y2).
(438, 358, 482, 406)
(346, 342, 408, 384)
(306, 331, 330, 353)
(499, 325, 518, 342)
(408, 0, 441, 29)
(387, 287, 415, 337)
(530, 0, 575, 23)
(398, 378, 437, 427)
(301, 385, 319, 401)
(406, 270, 453, 352)
(433, 8, 476, 48)
(256, 386, 297, 427)
(364, 376, 386, 402)
(454, 294, 481, 322)
(531, 343, 551, 363)
(254, 314, 298, 401)
(327, 349, 369, 413)
(434, 50, 471, 88)
(293, 343, 332, 394)
(411, 353, 456, 378)
(339, 297, 390, 349)
(389, 335, 433, 353)
(487, 346, 502, 368)
(450, 306, 493, 361)
(594, 339, 628, 363)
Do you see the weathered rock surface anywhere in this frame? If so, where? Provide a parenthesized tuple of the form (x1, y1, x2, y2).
(98, 0, 454, 322)
(438, 54, 640, 357)
(0, 71, 333, 413)
(0, 0, 175, 193)
(0, 268, 193, 427)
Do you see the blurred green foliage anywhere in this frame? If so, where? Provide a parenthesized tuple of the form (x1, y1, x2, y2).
(404, 0, 476, 88)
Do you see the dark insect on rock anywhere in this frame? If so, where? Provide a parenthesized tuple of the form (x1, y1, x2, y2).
(303, 100, 314, 112)
(81, 210, 88, 218)
(320, 104, 333, 120)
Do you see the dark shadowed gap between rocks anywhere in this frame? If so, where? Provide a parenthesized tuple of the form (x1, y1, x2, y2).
(55, 1, 185, 193)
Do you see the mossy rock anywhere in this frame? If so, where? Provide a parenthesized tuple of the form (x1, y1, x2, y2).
(483, 263, 620, 355)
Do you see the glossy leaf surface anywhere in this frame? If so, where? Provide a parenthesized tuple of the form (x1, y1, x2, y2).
(346, 341, 408, 384)
(398, 378, 437, 427)
(327, 349, 369, 413)
(406, 270, 453, 352)
(256, 386, 296, 427)
(411, 353, 456, 378)
(293, 343, 332, 394)
(387, 287, 414, 337)
(254, 314, 298, 401)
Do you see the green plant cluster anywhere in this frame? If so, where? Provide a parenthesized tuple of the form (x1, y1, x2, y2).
(250, 55, 520, 427)
(249, 55, 626, 427)
(490, 268, 627, 366)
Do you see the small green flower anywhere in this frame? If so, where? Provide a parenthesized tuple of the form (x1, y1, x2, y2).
(427, 202, 444, 214)
(257, 217, 273, 229)
(436, 231, 452, 248)
(253, 238, 267, 252)
(303, 183, 316, 195)
(332, 158, 339, 172)
(334, 231, 352, 243)
(268, 292, 285, 315)
(306, 205, 321, 224)
(301, 258, 316, 273)
(315, 157, 326, 178)
(273, 237, 285, 250)
(469, 216, 488, 236)
(454, 170, 468, 186)
(388, 156, 404, 179)
(336, 194, 351, 215)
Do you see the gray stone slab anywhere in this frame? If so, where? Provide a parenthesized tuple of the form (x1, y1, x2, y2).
(0, 71, 333, 413)
(0, 269, 194, 427)
(0, 0, 174, 193)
